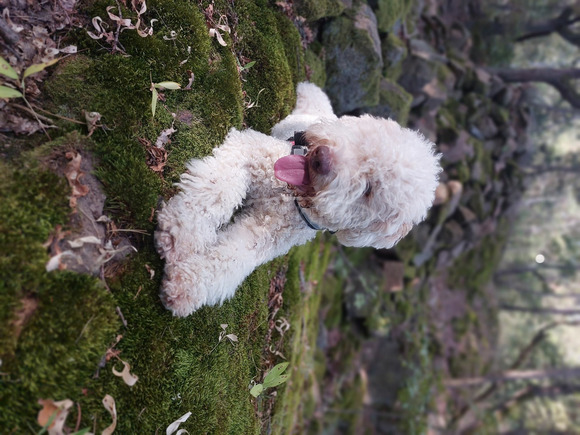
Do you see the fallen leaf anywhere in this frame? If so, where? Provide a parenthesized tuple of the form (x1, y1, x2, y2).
(154, 81, 181, 90)
(209, 28, 227, 46)
(37, 398, 74, 435)
(102, 395, 117, 435)
(68, 236, 101, 249)
(64, 152, 90, 211)
(45, 250, 75, 272)
(23, 58, 61, 79)
(155, 127, 176, 148)
(151, 85, 158, 117)
(0, 55, 18, 80)
(112, 360, 139, 386)
(84, 111, 101, 137)
(166, 411, 192, 435)
(184, 71, 195, 90)
(145, 264, 155, 279)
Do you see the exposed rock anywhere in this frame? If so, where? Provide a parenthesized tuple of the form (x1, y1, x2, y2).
(323, 4, 383, 113)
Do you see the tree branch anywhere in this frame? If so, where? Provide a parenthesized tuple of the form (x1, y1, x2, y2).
(445, 367, 580, 388)
(490, 67, 580, 109)
(499, 304, 580, 315)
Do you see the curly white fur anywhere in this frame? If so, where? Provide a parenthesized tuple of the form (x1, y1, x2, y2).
(155, 82, 441, 316)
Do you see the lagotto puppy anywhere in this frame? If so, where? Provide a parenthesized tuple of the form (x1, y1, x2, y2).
(155, 82, 441, 316)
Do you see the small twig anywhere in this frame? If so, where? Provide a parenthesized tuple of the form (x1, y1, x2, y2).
(134, 285, 143, 300)
(75, 315, 96, 344)
(11, 103, 54, 124)
(107, 228, 150, 235)
(100, 265, 112, 292)
(21, 94, 52, 139)
(32, 105, 88, 125)
(116, 306, 128, 328)
(75, 402, 82, 432)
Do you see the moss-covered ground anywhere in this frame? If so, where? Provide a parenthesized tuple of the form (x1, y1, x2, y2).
(0, 0, 334, 432)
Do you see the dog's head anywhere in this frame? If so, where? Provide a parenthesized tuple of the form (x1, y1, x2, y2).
(275, 115, 441, 249)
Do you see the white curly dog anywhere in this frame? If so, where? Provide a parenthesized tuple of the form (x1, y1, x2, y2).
(155, 82, 441, 316)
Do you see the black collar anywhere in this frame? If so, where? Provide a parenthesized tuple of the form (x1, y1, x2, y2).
(288, 132, 336, 234)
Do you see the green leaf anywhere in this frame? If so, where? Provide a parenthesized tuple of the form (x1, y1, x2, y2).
(151, 86, 158, 117)
(249, 383, 263, 398)
(23, 58, 60, 79)
(263, 362, 289, 387)
(71, 429, 91, 435)
(0, 56, 18, 80)
(263, 373, 290, 389)
(154, 81, 181, 90)
(0, 85, 23, 99)
(242, 61, 256, 71)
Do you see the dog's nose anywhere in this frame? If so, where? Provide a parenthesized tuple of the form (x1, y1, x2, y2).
(310, 146, 331, 175)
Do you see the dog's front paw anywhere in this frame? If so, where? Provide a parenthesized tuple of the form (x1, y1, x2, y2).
(160, 265, 207, 317)
(154, 228, 174, 260)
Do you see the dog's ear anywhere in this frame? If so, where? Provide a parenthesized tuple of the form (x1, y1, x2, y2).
(336, 221, 412, 249)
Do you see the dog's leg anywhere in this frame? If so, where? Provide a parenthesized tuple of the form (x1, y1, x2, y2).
(160, 212, 314, 316)
(155, 133, 253, 260)
(292, 82, 335, 118)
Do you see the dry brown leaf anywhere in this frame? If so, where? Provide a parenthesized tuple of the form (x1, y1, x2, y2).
(64, 151, 90, 211)
(112, 359, 139, 386)
(102, 394, 117, 435)
(166, 411, 192, 435)
(84, 111, 101, 137)
(145, 264, 155, 279)
(37, 398, 73, 435)
(155, 127, 176, 148)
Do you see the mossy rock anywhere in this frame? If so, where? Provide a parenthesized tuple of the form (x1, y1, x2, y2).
(382, 32, 408, 81)
(362, 77, 412, 125)
(0, 0, 334, 431)
(293, 0, 346, 21)
(305, 47, 327, 88)
(322, 4, 383, 113)
(373, 0, 414, 33)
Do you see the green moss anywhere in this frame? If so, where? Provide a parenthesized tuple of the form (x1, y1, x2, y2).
(382, 32, 408, 81)
(304, 47, 327, 88)
(365, 77, 412, 125)
(293, 0, 346, 21)
(0, 149, 119, 429)
(269, 237, 333, 434)
(238, 0, 301, 132)
(375, 0, 413, 33)
(447, 227, 509, 299)
(0, 161, 69, 358)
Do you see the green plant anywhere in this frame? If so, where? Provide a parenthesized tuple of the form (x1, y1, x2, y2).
(0, 55, 64, 135)
(250, 362, 290, 397)
(150, 79, 181, 117)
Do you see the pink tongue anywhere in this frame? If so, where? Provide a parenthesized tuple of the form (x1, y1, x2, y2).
(274, 154, 310, 186)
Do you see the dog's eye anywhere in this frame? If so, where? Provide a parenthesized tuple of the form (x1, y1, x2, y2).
(364, 183, 372, 197)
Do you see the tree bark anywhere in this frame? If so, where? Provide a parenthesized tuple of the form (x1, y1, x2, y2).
(490, 67, 580, 109)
